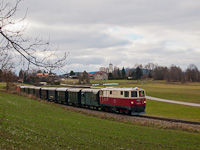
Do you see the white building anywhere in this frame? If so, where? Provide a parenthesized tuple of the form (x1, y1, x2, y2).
(109, 63, 113, 73)
(99, 63, 113, 74)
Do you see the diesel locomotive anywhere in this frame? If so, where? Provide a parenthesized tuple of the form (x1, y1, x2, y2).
(17, 85, 146, 115)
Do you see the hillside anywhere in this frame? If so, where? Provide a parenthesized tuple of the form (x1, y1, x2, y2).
(0, 92, 199, 149)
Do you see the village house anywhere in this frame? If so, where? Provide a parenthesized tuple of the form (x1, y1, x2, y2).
(92, 72, 108, 80)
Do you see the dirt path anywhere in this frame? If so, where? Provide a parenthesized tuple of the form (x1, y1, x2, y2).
(146, 96, 200, 107)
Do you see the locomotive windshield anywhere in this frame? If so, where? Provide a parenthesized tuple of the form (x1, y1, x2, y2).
(131, 91, 137, 97)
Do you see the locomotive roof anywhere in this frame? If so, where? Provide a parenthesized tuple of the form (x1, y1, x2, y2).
(101, 87, 144, 91)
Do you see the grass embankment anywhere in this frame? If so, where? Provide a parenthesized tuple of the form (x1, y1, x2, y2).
(0, 92, 200, 149)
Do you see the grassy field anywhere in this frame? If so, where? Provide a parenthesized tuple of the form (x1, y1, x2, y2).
(146, 100, 200, 122)
(0, 92, 200, 150)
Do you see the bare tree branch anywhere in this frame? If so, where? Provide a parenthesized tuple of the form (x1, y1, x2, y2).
(0, 0, 68, 71)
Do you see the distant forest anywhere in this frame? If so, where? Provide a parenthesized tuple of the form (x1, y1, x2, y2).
(110, 63, 200, 83)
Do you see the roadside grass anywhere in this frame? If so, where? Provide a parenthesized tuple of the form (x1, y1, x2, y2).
(146, 100, 200, 122)
(0, 92, 200, 150)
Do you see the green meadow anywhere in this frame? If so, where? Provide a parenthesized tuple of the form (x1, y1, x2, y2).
(0, 92, 200, 150)
(146, 100, 200, 122)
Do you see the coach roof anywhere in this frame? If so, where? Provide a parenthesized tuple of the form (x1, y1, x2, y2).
(56, 88, 68, 92)
(67, 88, 82, 92)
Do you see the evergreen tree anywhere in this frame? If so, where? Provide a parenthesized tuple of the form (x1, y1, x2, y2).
(117, 69, 121, 77)
(130, 70, 136, 79)
(69, 70, 75, 76)
(136, 67, 143, 79)
(122, 67, 126, 77)
(108, 73, 113, 80)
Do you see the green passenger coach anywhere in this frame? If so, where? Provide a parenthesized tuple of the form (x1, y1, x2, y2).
(68, 88, 81, 106)
(81, 89, 100, 108)
(56, 88, 68, 104)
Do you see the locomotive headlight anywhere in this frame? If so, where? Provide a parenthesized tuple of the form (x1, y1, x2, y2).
(144, 100, 146, 104)
(131, 101, 134, 104)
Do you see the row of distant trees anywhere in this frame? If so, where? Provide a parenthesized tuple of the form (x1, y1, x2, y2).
(110, 63, 200, 82)
(152, 64, 200, 82)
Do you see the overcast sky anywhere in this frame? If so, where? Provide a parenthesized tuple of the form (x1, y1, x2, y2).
(14, 0, 200, 73)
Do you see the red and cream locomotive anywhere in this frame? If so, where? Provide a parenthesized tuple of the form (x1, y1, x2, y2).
(100, 87, 146, 115)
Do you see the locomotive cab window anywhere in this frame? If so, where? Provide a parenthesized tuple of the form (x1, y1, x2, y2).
(124, 91, 129, 97)
(131, 91, 137, 97)
(139, 91, 145, 97)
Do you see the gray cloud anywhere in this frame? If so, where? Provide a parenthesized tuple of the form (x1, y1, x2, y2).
(11, 0, 200, 73)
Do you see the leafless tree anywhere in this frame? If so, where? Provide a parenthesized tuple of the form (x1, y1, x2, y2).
(78, 71, 90, 84)
(144, 63, 156, 71)
(165, 65, 183, 82)
(185, 64, 199, 82)
(152, 66, 168, 80)
(0, 0, 68, 71)
(0, 49, 16, 90)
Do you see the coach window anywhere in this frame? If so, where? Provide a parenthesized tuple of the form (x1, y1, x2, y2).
(131, 91, 137, 97)
(110, 91, 112, 95)
(121, 91, 123, 95)
(124, 91, 129, 97)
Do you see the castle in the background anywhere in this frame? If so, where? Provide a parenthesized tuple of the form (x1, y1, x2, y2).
(99, 63, 113, 73)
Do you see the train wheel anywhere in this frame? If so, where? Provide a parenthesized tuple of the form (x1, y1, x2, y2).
(119, 109, 124, 114)
(104, 107, 109, 112)
(125, 110, 130, 115)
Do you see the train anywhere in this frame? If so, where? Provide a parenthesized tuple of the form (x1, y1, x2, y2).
(16, 85, 146, 115)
